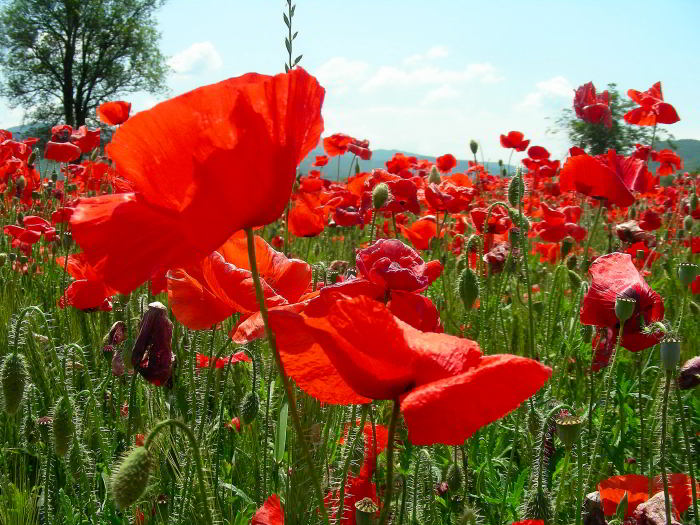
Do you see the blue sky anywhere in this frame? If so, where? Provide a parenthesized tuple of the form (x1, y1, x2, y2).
(1, 0, 699, 163)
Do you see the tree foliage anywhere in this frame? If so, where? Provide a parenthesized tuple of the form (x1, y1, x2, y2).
(0, 0, 169, 127)
(551, 83, 669, 155)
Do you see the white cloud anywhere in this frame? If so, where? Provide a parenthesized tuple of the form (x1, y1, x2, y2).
(168, 42, 223, 75)
(360, 62, 503, 92)
(422, 84, 459, 105)
(315, 57, 370, 94)
(403, 45, 449, 65)
(517, 76, 572, 109)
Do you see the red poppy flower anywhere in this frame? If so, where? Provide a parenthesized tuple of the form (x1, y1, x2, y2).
(512, 522, 544, 525)
(97, 101, 132, 126)
(195, 351, 250, 369)
(624, 82, 680, 126)
(425, 181, 475, 213)
(471, 207, 512, 235)
(348, 142, 372, 160)
(559, 150, 654, 207)
(323, 133, 354, 157)
(71, 68, 324, 293)
(533, 203, 587, 242)
(333, 206, 363, 227)
(527, 145, 550, 160)
(580, 253, 664, 354)
(388, 290, 442, 333)
(638, 210, 662, 231)
(500, 131, 530, 152)
(356, 238, 443, 293)
(268, 295, 551, 445)
(44, 141, 81, 163)
(573, 82, 612, 128)
(598, 473, 698, 518)
(252, 494, 284, 525)
(70, 126, 101, 153)
(288, 192, 326, 237)
(56, 253, 114, 311)
(651, 148, 683, 176)
(436, 153, 457, 173)
(312, 155, 329, 167)
(3, 225, 42, 245)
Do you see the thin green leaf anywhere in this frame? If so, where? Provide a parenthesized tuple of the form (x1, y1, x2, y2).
(275, 402, 288, 463)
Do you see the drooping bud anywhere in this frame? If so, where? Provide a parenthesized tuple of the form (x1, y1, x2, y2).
(659, 339, 681, 372)
(566, 254, 577, 270)
(560, 237, 574, 258)
(15, 175, 26, 194)
(27, 150, 37, 167)
(446, 463, 464, 491)
(372, 182, 389, 210)
(428, 166, 441, 184)
(110, 446, 151, 509)
(568, 269, 582, 290)
(457, 267, 479, 309)
(469, 140, 478, 155)
(103, 320, 126, 348)
(355, 497, 379, 525)
(53, 395, 75, 457)
(240, 391, 260, 424)
(678, 356, 700, 390)
(614, 296, 636, 323)
(1, 352, 27, 415)
(677, 262, 699, 287)
(508, 171, 526, 207)
(683, 215, 694, 232)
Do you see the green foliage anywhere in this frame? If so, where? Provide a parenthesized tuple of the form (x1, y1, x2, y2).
(0, 0, 169, 126)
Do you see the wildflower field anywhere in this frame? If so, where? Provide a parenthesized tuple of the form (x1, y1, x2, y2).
(0, 9, 699, 525)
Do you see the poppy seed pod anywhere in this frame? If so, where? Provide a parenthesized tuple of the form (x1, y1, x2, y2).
(457, 267, 479, 309)
(428, 166, 441, 184)
(677, 262, 699, 287)
(1, 352, 27, 415)
(53, 395, 75, 457)
(555, 414, 583, 449)
(131, 302, 175, 387)
(677, 356, 700, 389)
(372, 182, 389, 210)
(110, 446, 151, 509)
(659, 339, 681, 371)
(355, 497, 378, 525)
(614, 296, 636, 323)
(469, 140, 478, 155)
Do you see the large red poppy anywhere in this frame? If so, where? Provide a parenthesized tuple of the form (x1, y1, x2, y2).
(559, 150, 654, 207)
(71, 68, 324, 293)
(651, 148, 683, 176)
(500, 131, 530, 152)
(252, 494, 284, 525)
(580, 253, 664, 353)
(624, 82, 680, 126)
(268, 295, 551, 445)
(435, 153, 457, 173)
(97, 101, 132, 126)
(533, 203, 587, 242)
(598, 473, 698, 518)
(573, 82, 612, 128)
(56, 253, 114, 311)
(44, 141, 82, 163)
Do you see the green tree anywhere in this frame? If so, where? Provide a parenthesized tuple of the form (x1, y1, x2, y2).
(0, 0, 169, 127)
(550, 83, 669, 155)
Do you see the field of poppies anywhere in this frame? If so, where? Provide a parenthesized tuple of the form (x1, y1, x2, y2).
(0, 68, 698, 525)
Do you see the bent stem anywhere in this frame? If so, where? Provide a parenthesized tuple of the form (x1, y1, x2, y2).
(144, 419, 213, 525)
(379, 400, 400, 525)
(245, 228, 330, 525)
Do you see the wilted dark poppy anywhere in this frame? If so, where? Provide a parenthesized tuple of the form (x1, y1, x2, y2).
(131, 301, 175, 387)
(573, 82, 612, 128)
(97, 101, 132, 126)
(499, 131, 530, 151)
(624, 82, 680, 126)
(71, 68, 325, 293)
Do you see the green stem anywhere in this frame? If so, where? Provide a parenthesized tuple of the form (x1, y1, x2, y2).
(675, 386, 699, 525)
(244, 228, 329, 524)
(660, 372, 672, 525)
(576, 434, 583, 525)
(337, 405, 369, 520)
(518, 199, 535, 359)
(144, 419, 214, 525)
(378, 400, 400, 525)
(553, 449, 571, 523)
(637, 352, 646, 482)
(582, 202, 604, 272)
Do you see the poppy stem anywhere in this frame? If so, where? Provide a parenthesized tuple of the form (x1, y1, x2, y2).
(379, 399, 400, 525)
(144, 419, 214, 525)
(244, 227, 330, 525)
(637, 351, 646, 484)
(581, 201, 604, 272)
(660, 370, 672, 525)
(674, 384, 699, 525)
(337, 404, 369, 521)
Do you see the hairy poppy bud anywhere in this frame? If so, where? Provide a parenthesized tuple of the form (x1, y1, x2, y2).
(561, 237, 574, 258)
(677, 228, 685, 239)
(689, 300, 700, 316)
(53, 395, 75, 457)
(27, 150, 37, 167)
(568, 269, 581, 290)
(498, 159, 503, 167)
(678, 262, 699, 287)
(690, 192, 698, 211)
(428, 166, 441, 184)
(508, 172, 526, 206)
(659, 339, 681, 371)
(678, 356, 700, 389)
(51, 170, 58, 183)
(355, 497, 379, 525)
(566, 254, 577, 270)
(555, 414, 583, 449)
(614, 296, 636, 323)
(525, 487, 553, 524)
(111, 446, 151, 509)
(240, 391, 260, 424)
(372, 183, 389, 210)
(683, 215, 693, 232)
(457, 267, 479, 309)
(1, 352, 27, 415)
(15, 175, 26, 195)
(469, 140, 478, 155)
(446, 463, 464, 491)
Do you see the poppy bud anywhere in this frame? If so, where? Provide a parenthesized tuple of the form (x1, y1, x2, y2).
(372, 183, 389, 210)
(428, 166, 441, 184)
(689, 300, 700, 316)
(614, 296, 636, 323)
(555, 414, 583, 450)
(659, 339, 681, 371)
(111, 446, 152, 509)
(15, 175, 26, 194)
(690, 192, 698, 211)
(27, 150, 37, 167)
(498, 159, 503, 167)
(678, 356, 700, 389)
(68, 438, 85, 479)
(51, 170, 58, 182)
(457, 267, 479, 310)
(355, 497, 378, 525)
(581, 324, 593, 343)
(502, 167, 507, 176)
(508, 172, 525, 206)
(62, 231, 72, 249)
(525, 487, 553, 524)
(568, 270, 581, 290)
(53, 395, 75, 457)
(683, 215, 693, 231)
(446, 463, 464, 491)
(469, 140, 478, 155)
(566, 254, 577, 270)
(560, 237, 574, 258)
(240, 391, 260, 424)
(1, 352, 27, 415)
(677, 262, 699, 287)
